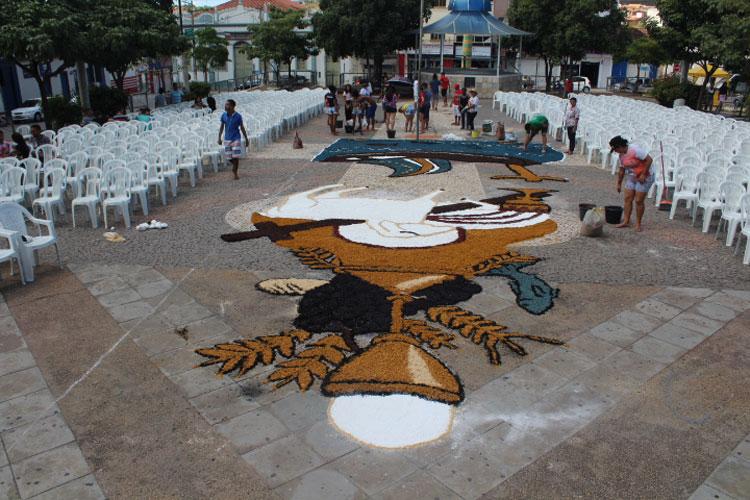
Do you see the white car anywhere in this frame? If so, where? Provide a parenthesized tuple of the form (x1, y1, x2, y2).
(571, 76, 592, 93)
(12, 99, 44, 122)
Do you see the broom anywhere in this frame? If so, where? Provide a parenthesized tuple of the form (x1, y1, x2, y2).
(657, 140, 672, 211)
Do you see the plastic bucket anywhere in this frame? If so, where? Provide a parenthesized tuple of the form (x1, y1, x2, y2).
(335, 120, 343, 128)
(482, 120, 493, 133)
(387, 129, 396, 138)
(605, 205, 624, 224)
(471, 130, 481, 139)
(345, 125, 354, 133)
(578, 203, 596, 220)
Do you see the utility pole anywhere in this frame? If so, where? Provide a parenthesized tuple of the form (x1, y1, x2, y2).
(415, 0, 424, 142)
(191, 1, 198, 82)
(178, 0, 189, 86)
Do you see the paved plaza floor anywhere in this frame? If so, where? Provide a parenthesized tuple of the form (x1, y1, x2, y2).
(0, 95, 748, 500)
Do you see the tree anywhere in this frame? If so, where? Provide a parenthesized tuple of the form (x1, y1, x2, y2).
(83, 0, 188, 91)
(313, 0, 434, 87)
(192, 28, 230, 82)
(0, 0, 81, 129)
(651, 0, 749, 109)
(507, 0, 628, 91)
(243, 6, 318, 84)
(624, 35, 669, 83)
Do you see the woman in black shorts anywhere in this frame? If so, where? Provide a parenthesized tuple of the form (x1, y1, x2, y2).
(381, 84, 398, 132)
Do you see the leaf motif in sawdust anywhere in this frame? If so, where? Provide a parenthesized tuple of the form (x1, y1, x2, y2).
(195, 330, 311, 377)
(266, 334, 352, 392)
(403, 319, 457, 350)
(427, 306, 564, 365)
(292, 247, 342, 270)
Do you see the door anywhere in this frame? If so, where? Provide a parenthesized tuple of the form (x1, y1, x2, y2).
(233, 43, 253, 80)
(580, 62, 599, 89)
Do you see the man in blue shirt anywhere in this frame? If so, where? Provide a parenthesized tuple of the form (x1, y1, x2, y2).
(218, 99, 249, 180)
(170, 83, 184, 104)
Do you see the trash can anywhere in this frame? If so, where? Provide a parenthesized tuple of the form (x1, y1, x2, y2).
(578, 203, 596, 220)
(605, 205, 624, 224)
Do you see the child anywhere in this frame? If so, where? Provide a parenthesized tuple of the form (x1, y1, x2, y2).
(399, 102, 416, 132)
(365, 99, 377, 132)
(324, 85, 339, 135)
(452, 84, 461, 126)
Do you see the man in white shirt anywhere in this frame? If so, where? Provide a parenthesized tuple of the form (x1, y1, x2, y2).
(563, 96, 580, 154)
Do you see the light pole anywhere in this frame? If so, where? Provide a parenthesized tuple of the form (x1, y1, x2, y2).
(415, 0, 424, 142)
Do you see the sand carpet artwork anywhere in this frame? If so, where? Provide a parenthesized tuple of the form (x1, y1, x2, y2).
(197, 183, 567, 448)
(311, 138, 567, 182)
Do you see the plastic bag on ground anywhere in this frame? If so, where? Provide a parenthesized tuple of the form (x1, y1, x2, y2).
(442, 133, 464, 141)
(580, 207, 604, 237)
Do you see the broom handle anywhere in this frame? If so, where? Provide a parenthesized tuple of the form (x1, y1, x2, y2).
(660, 141, 667, 199)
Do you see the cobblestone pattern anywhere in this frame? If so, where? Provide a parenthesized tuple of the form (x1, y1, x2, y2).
(68, 262, 750, 500)
(0, 294, 105, 500)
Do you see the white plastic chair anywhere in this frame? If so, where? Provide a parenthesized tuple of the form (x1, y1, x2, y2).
(669, 166, 701, 220)
(71, 168, 103, 228)
(0, 202, 62, 282)
(32, 168, 66, 221)
(102, 167, 132, 228)
(126, 160, 149, 216)
(0, 167, 26, 204)
(19, 157, 42, 204)
(715, 181, 747, 247)
(143, 153, 167, 205)
(178, 141, 200, 187)
(693, 172, 722, 233)
(734, 193, 750, 265)
(161, 147, 180, 197)
(0, 228, 25, 285)
(34, 144, 57, 165)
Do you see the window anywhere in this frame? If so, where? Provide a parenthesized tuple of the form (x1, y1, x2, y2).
(196, 13, 213, 24)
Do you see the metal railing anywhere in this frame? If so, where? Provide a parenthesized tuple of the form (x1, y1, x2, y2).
(208, 70, 318, 94)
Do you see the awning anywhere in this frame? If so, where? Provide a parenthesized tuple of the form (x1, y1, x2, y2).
(421, 11, 531, 36)
(687, 65, 730, 79)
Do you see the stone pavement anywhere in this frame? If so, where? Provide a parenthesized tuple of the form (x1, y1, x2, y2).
(0, 91, 748, 499)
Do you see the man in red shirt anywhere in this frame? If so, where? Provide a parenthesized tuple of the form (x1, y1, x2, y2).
(440, 72, 450, 107)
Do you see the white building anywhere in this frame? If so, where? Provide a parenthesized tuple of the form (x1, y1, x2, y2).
(176, 0, 329, 85)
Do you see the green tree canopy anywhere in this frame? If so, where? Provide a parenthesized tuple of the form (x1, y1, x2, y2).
(242, 6, 318, 83)
(0, 0, 81, 128)
(625, 35, 669, 79)
(312, 0, 434, 86)
(192, 27, 230, 81)
(651, 0, 748, 108)
(508, 0, 628, 90)
(82, 0, 189, 90)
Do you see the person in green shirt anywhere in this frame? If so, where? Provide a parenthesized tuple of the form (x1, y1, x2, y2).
(523, 114, 549, 153)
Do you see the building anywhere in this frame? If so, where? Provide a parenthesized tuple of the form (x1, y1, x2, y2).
(174, 0, 329, 86)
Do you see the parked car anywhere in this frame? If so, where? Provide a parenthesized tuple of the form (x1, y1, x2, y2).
(12, 99, 43, 123)
(570, 76, 592, 93)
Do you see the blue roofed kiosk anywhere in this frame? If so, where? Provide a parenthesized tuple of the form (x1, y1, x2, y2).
(417, 0, 531, 97)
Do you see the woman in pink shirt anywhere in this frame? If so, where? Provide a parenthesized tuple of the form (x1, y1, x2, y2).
(610, 135, 654, 232)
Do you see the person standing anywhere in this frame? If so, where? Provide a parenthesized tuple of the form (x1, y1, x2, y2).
(154, 87, 167, 108)
(381, 84, 398, 132)
(459, 87, 470, 129)
(170, 83, 184, 104)
(343, 84, 353, 123)
(465, 89, 479, 131)
(523, 115, 549, 153)
(563, 96, 580, 154)
(218, 99, 249, 180)
(430, 74, 440, 111)
(440, 72, 450, 107)
(716, 81, 728, 113)
(452, 84, 461, 125)
(324, 85, 339, 136)
(610, 135, 654, 232)
(418, 83, 430, 133)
